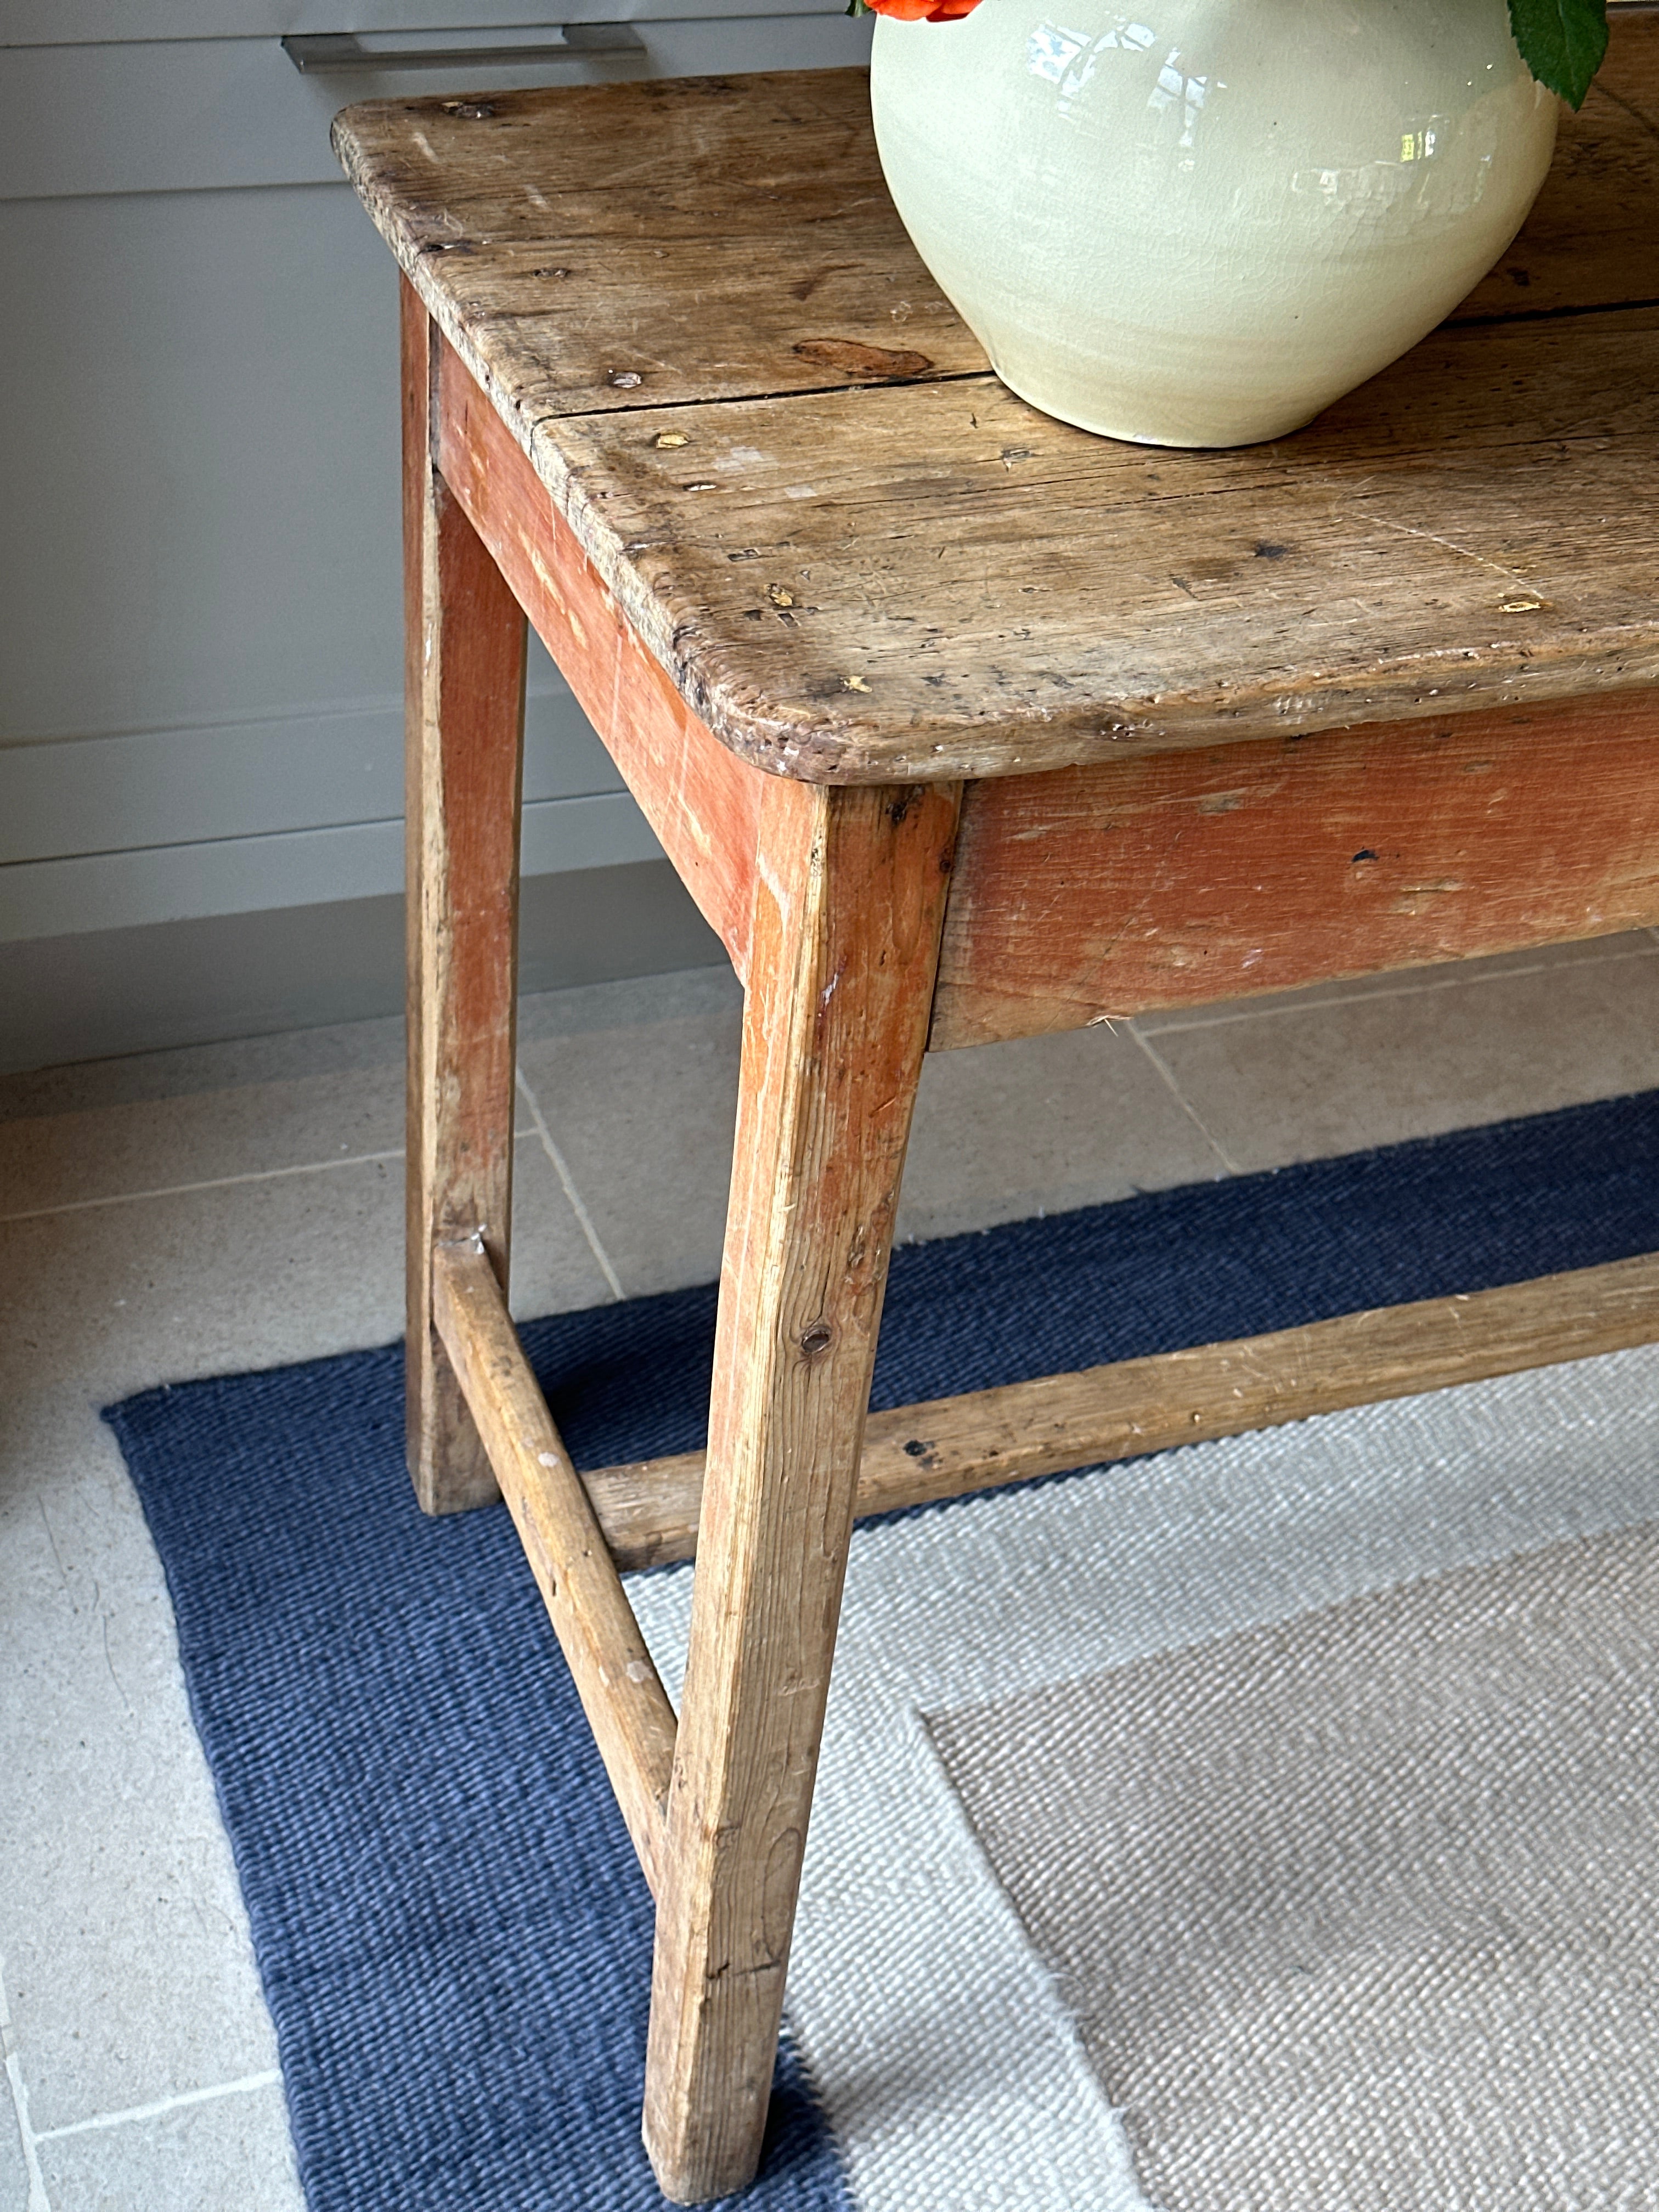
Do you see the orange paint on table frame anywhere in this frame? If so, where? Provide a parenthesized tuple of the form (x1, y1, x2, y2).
(430, 318, 764, 981)
(931, 689, 1659, 1048)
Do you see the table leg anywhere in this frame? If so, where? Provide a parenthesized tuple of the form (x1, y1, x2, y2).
(643, 775, 961, 2202)
(402, 283, 528, 1514)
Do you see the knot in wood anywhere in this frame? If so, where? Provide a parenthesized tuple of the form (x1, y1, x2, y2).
(798, 1322, 834, 1360)
(793, 337, 935, 379)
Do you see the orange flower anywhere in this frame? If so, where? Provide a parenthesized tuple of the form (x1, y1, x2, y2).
(860, 0, 983, 19)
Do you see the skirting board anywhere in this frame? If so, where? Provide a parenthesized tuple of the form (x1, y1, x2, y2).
(0, 858, 725, 1074)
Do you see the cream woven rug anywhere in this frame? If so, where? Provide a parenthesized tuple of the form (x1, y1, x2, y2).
(930, 1525, 1659, 2212)
(630, 1344, 1659, 2212)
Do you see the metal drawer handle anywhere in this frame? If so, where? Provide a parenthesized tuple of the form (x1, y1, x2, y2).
(281, 27, 646, 71)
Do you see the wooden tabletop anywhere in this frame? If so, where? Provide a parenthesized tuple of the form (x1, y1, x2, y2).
(335, 20, 1659, 784)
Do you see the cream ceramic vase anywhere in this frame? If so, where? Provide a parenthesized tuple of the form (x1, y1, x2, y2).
(870, 0, 1558, 446)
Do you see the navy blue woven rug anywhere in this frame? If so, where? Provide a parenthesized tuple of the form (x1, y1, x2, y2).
(107, 1090, 1659, 2212)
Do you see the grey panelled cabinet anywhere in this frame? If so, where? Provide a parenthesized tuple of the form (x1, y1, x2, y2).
(0, 5, 872, 1071)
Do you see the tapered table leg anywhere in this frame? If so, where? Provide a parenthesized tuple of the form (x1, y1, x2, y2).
(402, 281, 528, 1515)
(643, 776, 961, 2202)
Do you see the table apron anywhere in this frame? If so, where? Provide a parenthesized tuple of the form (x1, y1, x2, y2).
(432, 317, 763, 982)
(932, 690, 1659, 1049)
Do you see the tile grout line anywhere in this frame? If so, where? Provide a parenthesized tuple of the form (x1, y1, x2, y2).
(0, 1956, 53, 2212)
(1135, 941, 1659, 1040)
(31, 2070, 283, 2145)
(515, 1065, 626, 1302)
(1126, 1022, 1245, 1176)
(0, 1147, 405, 1225)
(4, 936, 1646, 1216)
(0, 1131, 541, 1229)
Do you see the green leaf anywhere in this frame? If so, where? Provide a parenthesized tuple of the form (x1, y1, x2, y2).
(1506, 0, 1608, 107)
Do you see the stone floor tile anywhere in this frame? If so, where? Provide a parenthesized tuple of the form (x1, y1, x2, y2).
(516, 961, 740, 1047)
(518, 998, 744, 1299)
(0, 1137, 605, 1408)
(33, 2077, 302, 2212)
(899, 1025, 1228, 1244)
(0, 1049, 532, 1226)
(1, 1403, 279, 2134)
(0, 1013, 405, 1125)
(508, 1133, 622, 1321)
(0, 1068, 405, 1223)
(1144, 949, 1659, 1173)
(0, 2080, 31, 2212)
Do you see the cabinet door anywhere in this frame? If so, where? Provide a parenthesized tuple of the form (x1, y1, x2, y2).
(0, 19, 870, 969)
(0, 180, 659, 940)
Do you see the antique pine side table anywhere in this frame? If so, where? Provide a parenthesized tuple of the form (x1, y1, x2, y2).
(336, 26, 1659, 2202)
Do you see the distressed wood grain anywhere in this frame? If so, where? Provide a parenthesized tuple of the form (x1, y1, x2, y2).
(535, 312, 1659, 781)
(579, 1251, 1659, 1570)
(403, 282, 527, 1513)
(930, 686, 1659, 1046)
(334, 69, 981, 424)
(335, 39, 1659, 420)
(433, 1241, 677, 1897)
(644, 775, 960, 2202)
(335, 25, 1659, 785)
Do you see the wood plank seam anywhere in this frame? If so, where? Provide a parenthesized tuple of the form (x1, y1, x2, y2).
(574, 1251, 1659, 1570)
(432, 1238, 678, 1898)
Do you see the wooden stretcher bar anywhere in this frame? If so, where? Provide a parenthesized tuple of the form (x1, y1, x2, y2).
(432, 1240, 678, 1897)
(571, 1250, 1659, 1566)
(431, 1223, 1659, 1906)
(441, 1237, 1659, 1594)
